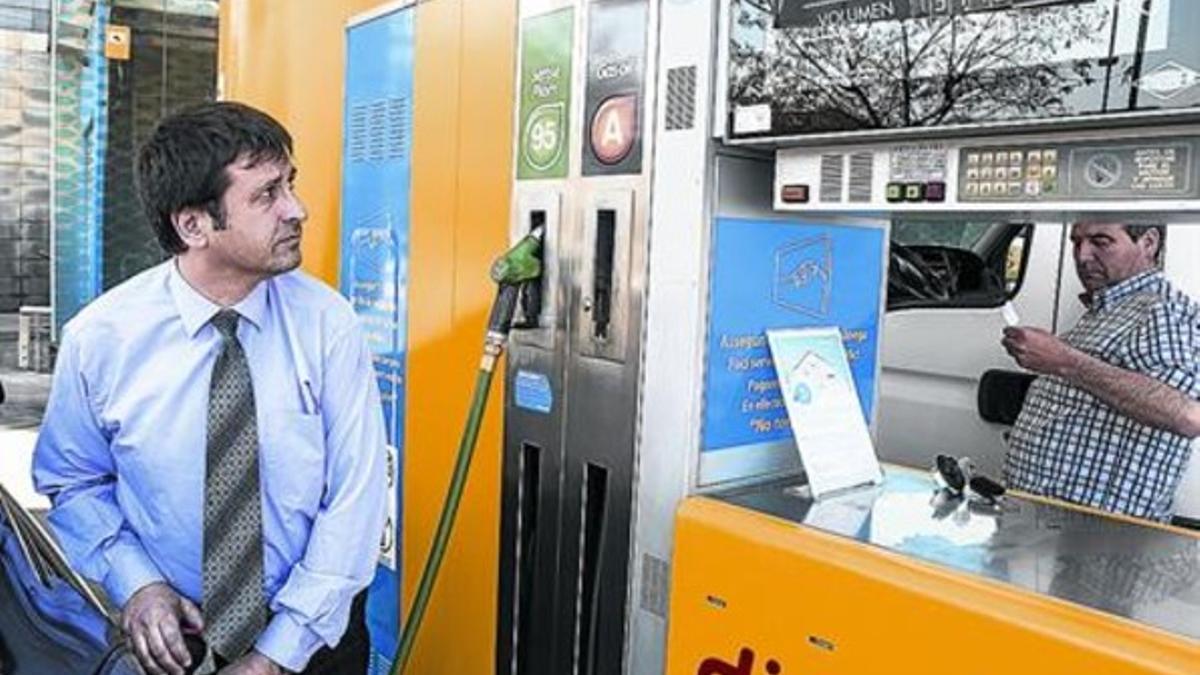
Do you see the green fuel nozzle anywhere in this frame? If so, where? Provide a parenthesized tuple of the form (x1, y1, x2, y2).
(487, 226, 544, 336)
(489, 226, 544, 286)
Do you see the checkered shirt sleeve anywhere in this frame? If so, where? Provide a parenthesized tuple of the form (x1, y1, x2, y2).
(1006, 274, 1200, 522)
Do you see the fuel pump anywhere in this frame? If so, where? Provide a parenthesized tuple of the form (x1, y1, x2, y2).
(390, 227, 544, 674)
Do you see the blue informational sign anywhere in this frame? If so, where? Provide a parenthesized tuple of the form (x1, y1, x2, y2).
(514, 370, 553, 414)
(702, 217, 885, 454)
(341, 8, 413, 672)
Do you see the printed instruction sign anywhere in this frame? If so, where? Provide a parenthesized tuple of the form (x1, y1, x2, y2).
(767, 326, 882, 498)
(342, 7, 414, 666)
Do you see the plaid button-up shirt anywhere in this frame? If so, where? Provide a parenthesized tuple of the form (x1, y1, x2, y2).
(1006, 270, 1200, 522)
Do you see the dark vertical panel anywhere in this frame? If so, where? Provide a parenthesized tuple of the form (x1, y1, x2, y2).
(102, 4, 216, 291)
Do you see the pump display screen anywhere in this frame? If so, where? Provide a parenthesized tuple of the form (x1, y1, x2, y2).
(727, 0, 1200, 139)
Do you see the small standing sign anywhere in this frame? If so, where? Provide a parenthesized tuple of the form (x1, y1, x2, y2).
(767, 326, 882, 499)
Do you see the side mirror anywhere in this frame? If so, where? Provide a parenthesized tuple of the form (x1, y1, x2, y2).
(977, 369, 1037, 426)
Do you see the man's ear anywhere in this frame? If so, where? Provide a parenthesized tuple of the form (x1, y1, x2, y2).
(1139, 227, 1162, 265)
(172, 208, 211, 249)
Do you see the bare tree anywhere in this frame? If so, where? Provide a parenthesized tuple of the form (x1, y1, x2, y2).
(730, 0, 1111, 134)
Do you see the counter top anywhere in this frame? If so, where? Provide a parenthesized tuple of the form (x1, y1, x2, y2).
(714, 465, 1200, 641)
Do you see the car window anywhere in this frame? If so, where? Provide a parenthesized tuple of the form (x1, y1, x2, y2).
(887, 222, 1032, 310)
(892, 223, 992, 250)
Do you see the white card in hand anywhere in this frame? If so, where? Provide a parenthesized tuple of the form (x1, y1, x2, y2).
(1002, 301, 1020, 327)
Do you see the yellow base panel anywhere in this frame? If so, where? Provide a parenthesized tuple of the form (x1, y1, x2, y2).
(666, 496, 1199, 675)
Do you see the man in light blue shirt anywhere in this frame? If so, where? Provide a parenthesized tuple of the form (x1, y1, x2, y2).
(33, 102, 387, 675)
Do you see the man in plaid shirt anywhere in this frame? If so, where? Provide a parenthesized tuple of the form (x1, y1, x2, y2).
(1001, 224, 1200, 522)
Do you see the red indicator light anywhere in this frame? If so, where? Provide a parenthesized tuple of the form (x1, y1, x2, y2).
(781, 184, 810, 203)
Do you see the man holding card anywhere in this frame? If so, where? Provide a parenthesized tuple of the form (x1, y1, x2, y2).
(1001, 224, 1200, 522)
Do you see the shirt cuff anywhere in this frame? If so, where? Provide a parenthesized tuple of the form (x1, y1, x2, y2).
(256, 611, 325, 674)
(102, 539, 166, 608)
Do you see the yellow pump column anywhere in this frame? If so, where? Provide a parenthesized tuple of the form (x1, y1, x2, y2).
(219, 1, 515, 672)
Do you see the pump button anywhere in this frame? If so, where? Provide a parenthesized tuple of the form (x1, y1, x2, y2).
(886, 183, 904, 202)
(781, 184, 810, 203)
(925, 181, 946, 202)
(904, 183, 924, 202)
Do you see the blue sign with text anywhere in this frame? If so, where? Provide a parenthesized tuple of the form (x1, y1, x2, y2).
(341, 7, 414, 672)
(702, 217, 885, 453)
(514, 370, 554, 414)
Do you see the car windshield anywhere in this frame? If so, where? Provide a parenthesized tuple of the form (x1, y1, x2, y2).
(891, 222, 993, 252)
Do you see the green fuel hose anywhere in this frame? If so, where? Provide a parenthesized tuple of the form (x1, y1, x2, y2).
(391, 363, 495, 674)
(391, 228, 542, 674)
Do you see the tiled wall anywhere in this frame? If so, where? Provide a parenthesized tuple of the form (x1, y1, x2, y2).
(0, 0, 51, 312)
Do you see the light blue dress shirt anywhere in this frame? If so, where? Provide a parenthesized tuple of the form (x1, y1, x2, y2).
(33, 260, 388, 672)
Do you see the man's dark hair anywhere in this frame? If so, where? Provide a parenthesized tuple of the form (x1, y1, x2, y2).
(1123, 224, 1166, 266)
(136, 101, 293, 254)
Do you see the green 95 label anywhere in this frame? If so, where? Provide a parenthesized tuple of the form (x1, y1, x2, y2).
(523, 102, 566, 173)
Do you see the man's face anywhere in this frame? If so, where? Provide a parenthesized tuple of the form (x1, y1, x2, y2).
(1070, 223, 1158, 293)
(206, 155, 306, 279)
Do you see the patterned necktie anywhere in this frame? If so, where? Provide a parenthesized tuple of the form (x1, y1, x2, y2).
(203, 309, 267, 660)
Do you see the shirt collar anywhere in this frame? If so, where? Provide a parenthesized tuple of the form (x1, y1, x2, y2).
(1081, 269, 1163, 311)
(168, 260, 270, 337)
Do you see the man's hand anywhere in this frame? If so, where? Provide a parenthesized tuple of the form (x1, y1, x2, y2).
(217, 651, 284, 675)
(1001, 326, 1084, 378)
(121, 582, 205, 675)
